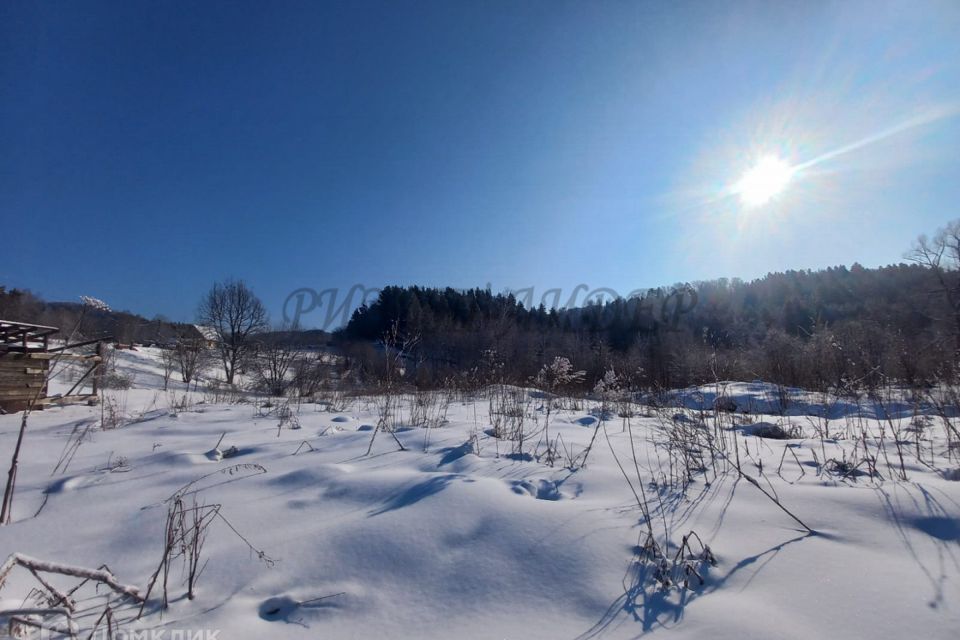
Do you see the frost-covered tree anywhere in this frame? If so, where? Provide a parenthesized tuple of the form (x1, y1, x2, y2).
(535, 356, 585, 393)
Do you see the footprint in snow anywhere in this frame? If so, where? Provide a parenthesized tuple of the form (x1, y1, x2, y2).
(259, 593, 347, 622)
(511, 479, 564, 501)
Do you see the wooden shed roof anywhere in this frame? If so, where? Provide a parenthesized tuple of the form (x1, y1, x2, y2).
(0, 319, 59, 352)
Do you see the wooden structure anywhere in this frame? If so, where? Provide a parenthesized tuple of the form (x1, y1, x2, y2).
(0, 320, 104, 412)
(0, 320, 58, 353)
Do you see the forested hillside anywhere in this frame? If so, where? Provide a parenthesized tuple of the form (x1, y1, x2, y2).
(340, 262, 957, 390)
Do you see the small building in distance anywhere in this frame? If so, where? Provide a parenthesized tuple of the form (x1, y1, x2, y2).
(190, 325, 219, 349)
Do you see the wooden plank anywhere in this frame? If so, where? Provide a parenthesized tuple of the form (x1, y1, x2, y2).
(0, 367, 31, 376)
(0, 359, 34, 369)
(36, 394, 98, 406)
(0, 389, 43, 399)
(22, 353, 54, 360)
(0, 357, 47, 368)
(0, 385, 42, 394)
(0, 367, 46, 375)
(0, 370, 42, 378)
(0, 374, 47, 383)
(0, 353, 49, 360)
(0, 380, 44, 389)
(48, 337, 112, 353)
(24, 353, 100, 363)
(0, 366, 45, 374)
(0, 320, 59, 332)
(0, 381, 47, 389)
(0, 400, 33, 412)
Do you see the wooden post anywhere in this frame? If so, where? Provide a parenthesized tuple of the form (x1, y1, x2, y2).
(92, 342, 102, 396)
(0, 411, 28, 524)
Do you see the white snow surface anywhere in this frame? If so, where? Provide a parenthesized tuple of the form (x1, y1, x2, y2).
(0, 348, 958, 639)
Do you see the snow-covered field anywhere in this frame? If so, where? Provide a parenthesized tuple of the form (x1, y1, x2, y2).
(2, 348, 959, 639)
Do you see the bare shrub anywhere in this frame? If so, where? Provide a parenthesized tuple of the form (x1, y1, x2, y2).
(488, 385, 531, 455)
(747, 422, 803, 440)
(577, 368, 621, 468)
(533, 356, 585, 465)
(174, 338, 210, 384)
(364, 322, 414, 455)
(100, 396, 125, 430)
(276, 402, 301, 436)
(365, 388, 406, 455)
(251, 331, 301, 396)
(141, 469, 274, 614)
(321, 387, 350, 412)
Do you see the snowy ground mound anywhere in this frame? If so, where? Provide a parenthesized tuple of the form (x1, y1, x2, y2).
(0, 348, 958, 639)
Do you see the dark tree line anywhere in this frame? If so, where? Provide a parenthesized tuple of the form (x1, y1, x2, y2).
(338, 258, 960, 392)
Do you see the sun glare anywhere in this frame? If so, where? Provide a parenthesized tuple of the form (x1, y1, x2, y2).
(734, 155, 794, 207)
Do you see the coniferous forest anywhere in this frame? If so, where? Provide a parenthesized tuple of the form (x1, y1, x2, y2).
(338, 260, 957, 391)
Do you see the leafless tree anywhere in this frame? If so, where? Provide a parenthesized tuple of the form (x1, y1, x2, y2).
(907, 219, 960, 354)
(252, 326, 302, 396)
(197, 279, 268, 385)
(291, 355, 328, 398)
(159, 348, 176, 391)
(174, 337, 209, 384)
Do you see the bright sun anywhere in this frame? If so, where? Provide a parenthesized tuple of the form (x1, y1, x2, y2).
(734, 155, 794, 207)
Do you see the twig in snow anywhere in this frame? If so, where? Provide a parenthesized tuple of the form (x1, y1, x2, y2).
(0, 553, 143, 603)
(293, 441, 316, 455)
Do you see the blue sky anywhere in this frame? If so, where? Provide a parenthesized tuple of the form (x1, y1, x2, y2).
(2, 1, 959, 326)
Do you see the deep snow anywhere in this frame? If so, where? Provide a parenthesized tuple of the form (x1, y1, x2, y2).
(1, 348, 959, 639)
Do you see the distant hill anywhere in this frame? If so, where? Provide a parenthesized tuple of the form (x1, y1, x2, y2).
(0, 286, 333, 348)
(0, 287, 193, 344)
